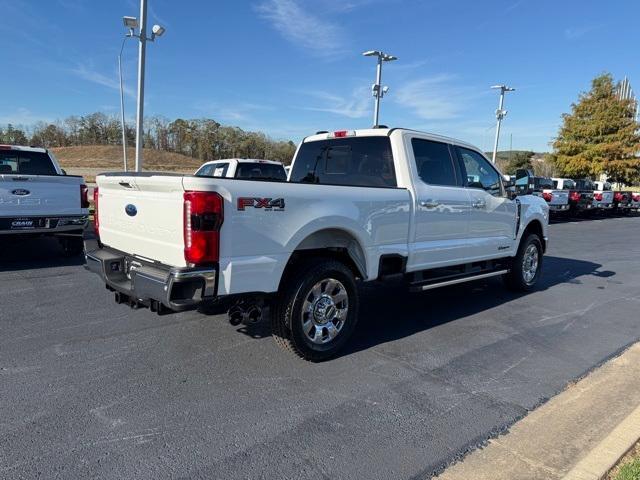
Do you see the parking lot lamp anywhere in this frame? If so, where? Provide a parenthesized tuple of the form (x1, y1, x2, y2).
(491, 84, 515, 164)
(363, 50, 397, 127)
(118, 19, 136, 172)
(123, 1, 165, 172)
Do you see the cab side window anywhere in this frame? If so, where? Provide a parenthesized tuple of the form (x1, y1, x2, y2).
(411, 138, 459, 186)
(458, 147, 503, 197)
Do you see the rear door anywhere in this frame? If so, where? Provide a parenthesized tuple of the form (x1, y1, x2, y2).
(455, 146, 517, 259)
(408, 137, 471, 270)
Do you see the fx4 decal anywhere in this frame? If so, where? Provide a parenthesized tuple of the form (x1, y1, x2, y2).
(237, 197, 285, 211)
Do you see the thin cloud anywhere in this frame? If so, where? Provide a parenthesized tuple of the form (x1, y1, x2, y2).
(71, 64, 135, 99)
(564, 25, 602, 40)
(255, 0, 345, 56)
(302, 87, 370, 119)
(395, 74, 472, 120)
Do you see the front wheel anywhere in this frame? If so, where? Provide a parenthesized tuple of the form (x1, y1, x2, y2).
(272, 258, 359, 362)
(503, 234, 543, 292)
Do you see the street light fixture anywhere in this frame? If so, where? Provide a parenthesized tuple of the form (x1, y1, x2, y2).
(121, 1, 166, 172)
(490, 84, 515, 164)
(362, 50, 397, 127)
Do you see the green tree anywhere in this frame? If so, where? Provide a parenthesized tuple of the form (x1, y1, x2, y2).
(506, 151, 534, 173)
(553, 73, 640, 183)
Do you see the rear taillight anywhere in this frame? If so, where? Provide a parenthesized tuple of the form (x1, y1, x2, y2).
(542, 192, 553, 202)
(594, 193, 602, 201)
(569, 191, 581, 202)
(183, 191, 224, 265)
(633, 194, 640, 202)
(614, 192, 623, 202)
(80, 184, 90, 208)
(93, 187, 100, 238)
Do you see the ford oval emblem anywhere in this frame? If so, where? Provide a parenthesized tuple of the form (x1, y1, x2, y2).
(125, 204, 137, 217)
(11, 189, 30, 196)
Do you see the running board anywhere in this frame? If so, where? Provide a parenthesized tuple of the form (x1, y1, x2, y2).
(410, 269, 509, 292)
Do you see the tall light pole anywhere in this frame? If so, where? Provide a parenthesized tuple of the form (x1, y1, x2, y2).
(491, 84, 515, 164)
(363, 50, 397, 127)
(122, 1, 165, 172)
(117, 24, 134, 172)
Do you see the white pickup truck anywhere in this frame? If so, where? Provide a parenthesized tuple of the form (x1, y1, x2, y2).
(0, 144, 89, 255)
(85, 128, 549, 361)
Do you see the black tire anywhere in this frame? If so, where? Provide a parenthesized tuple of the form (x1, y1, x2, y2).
(60, 236, 84, 257)
(503, 234, 543, 292)
(272, 258, 359, 362)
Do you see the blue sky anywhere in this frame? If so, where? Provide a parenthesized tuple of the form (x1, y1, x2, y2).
(1, 0, 638, 152)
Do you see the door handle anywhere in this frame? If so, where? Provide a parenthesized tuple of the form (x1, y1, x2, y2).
(472, 200, 486, 209)
(420, 200, 440, 209)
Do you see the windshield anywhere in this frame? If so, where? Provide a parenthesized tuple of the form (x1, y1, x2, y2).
(0, 150, 57, 175)
(235, 162, 287, 181)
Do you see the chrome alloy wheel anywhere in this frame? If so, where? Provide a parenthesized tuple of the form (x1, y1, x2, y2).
(522, 243, 539, 284)
(301, 278, 349, 345)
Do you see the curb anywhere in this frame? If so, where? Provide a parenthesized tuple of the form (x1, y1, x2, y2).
(562, 404, 640, 480)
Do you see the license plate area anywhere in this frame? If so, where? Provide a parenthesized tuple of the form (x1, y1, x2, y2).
(3, 217, 48, 230)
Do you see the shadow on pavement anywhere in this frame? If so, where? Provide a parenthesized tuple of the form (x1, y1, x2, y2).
(0, 236, 85, 271)
(235, 255, 614, 355)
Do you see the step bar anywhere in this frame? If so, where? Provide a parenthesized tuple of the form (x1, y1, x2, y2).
(410, 269, 509, 292)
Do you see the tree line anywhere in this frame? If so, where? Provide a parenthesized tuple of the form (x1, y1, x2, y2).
(0, 113, 297, 165)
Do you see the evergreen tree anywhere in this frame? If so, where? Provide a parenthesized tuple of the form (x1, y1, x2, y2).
(553, 73, 640, 184)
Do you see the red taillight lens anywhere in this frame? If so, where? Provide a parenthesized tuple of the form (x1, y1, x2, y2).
(93, 187, 100, 237)
(594, 193, 602, 201)
(183, 191, 224, 265)
(633, 194, 640, 202)
(614, 192, 623, 202)
(542, 192, 553, 202)
(569, 191, 581, 202)
(80, 184, 90, 208)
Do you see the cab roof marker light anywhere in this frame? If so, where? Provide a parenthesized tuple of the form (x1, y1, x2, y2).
(327, 130, 356, 139)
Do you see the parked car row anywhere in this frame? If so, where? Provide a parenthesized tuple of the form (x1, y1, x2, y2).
(529, 176, 639, 217)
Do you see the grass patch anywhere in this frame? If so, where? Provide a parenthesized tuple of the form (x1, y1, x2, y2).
(608, 441, 640, 480)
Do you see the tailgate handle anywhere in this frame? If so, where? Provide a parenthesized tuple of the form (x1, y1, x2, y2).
(119, 181, 134, 188)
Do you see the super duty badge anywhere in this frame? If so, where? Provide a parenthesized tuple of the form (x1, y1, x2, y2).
(237, 197, 285, 211)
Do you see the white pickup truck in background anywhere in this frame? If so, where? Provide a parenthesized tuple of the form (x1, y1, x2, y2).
(85, 128, 549, 361)
(593, 181, 615, 211)
(195, 158, 287, 181)
(0, 145, 89, 255)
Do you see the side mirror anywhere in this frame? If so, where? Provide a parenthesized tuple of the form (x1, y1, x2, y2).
(515, 169, 534, 196)
(61, 169, 67, 175)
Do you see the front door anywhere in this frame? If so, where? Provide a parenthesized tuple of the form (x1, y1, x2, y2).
(455, 147, 517, 259)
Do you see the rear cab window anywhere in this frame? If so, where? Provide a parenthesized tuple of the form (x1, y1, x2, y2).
(196, 163, 229, 177)
(0, 150, 57, 175)
(290, 136, 397, 187)
(235, 163, 287, 181)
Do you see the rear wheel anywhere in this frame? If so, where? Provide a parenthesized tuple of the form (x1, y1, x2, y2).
(504, 234, 543, 292)
(273, 258, 359, 362)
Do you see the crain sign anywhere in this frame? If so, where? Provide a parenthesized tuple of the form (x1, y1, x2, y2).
(237, 197, 285, 211)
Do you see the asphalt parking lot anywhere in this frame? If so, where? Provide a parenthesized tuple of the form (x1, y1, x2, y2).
(1, 215, 639, 480)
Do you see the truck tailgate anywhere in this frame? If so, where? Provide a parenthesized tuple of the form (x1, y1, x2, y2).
(0, 174, 83, 217)
(97, 174, 188, 267)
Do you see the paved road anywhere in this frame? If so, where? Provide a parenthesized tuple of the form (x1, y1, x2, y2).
(1, 215, 639, 480)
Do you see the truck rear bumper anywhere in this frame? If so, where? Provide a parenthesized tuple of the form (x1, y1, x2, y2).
(84, 239, 218, 312)
(0, 215, 88, 235)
